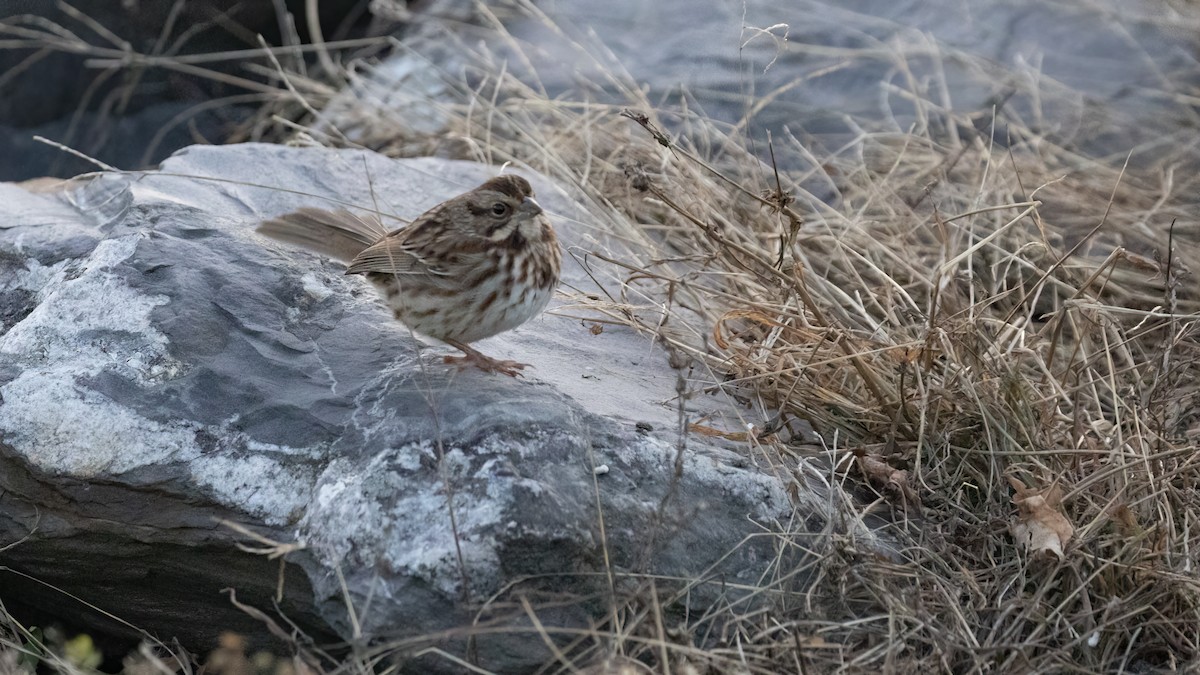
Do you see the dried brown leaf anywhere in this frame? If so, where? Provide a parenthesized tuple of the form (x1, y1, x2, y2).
(858, 450, 921, 510)
(1008, 476, 1074, 559)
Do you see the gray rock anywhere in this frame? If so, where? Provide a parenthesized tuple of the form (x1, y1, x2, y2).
(0, 144, 800, 672)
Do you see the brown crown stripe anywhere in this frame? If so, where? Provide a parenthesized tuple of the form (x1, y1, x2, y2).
(478, 175, 533, 200)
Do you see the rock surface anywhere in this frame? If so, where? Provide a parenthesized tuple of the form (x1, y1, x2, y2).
(0, 144, 802, 672)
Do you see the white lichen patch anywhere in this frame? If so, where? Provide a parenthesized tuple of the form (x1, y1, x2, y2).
(2, 256, 67, 296)
(382, 492, 503, 596)
(299, 271, 335, 301)
(191, 453, 315, 525)
(303, 441, 512, 597)
(0, 373, 201, 475)
(2, 237, 165, 354)
(0, 236, 192, 474)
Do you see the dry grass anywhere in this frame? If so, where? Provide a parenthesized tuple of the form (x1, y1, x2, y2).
(3, 1, 1200, 673)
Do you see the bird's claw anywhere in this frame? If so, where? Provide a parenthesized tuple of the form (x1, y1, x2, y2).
(443, 353, 530, 378)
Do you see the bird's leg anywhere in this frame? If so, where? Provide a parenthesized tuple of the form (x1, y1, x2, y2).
(443, 339, 531, 377)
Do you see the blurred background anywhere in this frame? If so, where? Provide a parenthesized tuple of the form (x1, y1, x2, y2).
(1, 0, 1197, 180)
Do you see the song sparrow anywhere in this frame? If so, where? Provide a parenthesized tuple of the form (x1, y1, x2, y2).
(259, 174, 562, 376)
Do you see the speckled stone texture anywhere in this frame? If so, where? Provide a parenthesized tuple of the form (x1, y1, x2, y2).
(0, 144, 800, 672)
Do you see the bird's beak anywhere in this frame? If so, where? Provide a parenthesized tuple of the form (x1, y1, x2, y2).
(518, 196, 543, 217)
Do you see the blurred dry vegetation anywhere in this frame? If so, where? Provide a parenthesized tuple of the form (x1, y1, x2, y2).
(2, 0, 1199, 673)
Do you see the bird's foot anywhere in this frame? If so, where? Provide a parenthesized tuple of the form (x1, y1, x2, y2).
(443, 353, 529, 377)
(442, 340, 531, 377)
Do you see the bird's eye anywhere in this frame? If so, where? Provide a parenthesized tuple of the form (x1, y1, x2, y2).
(491, 202, 511, 217)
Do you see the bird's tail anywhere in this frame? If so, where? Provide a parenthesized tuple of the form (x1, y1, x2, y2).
(257, 208, 388, 263)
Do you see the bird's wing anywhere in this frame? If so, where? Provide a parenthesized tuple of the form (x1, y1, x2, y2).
(344, 200, 492, 279)
(343, 233, 447, 276)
